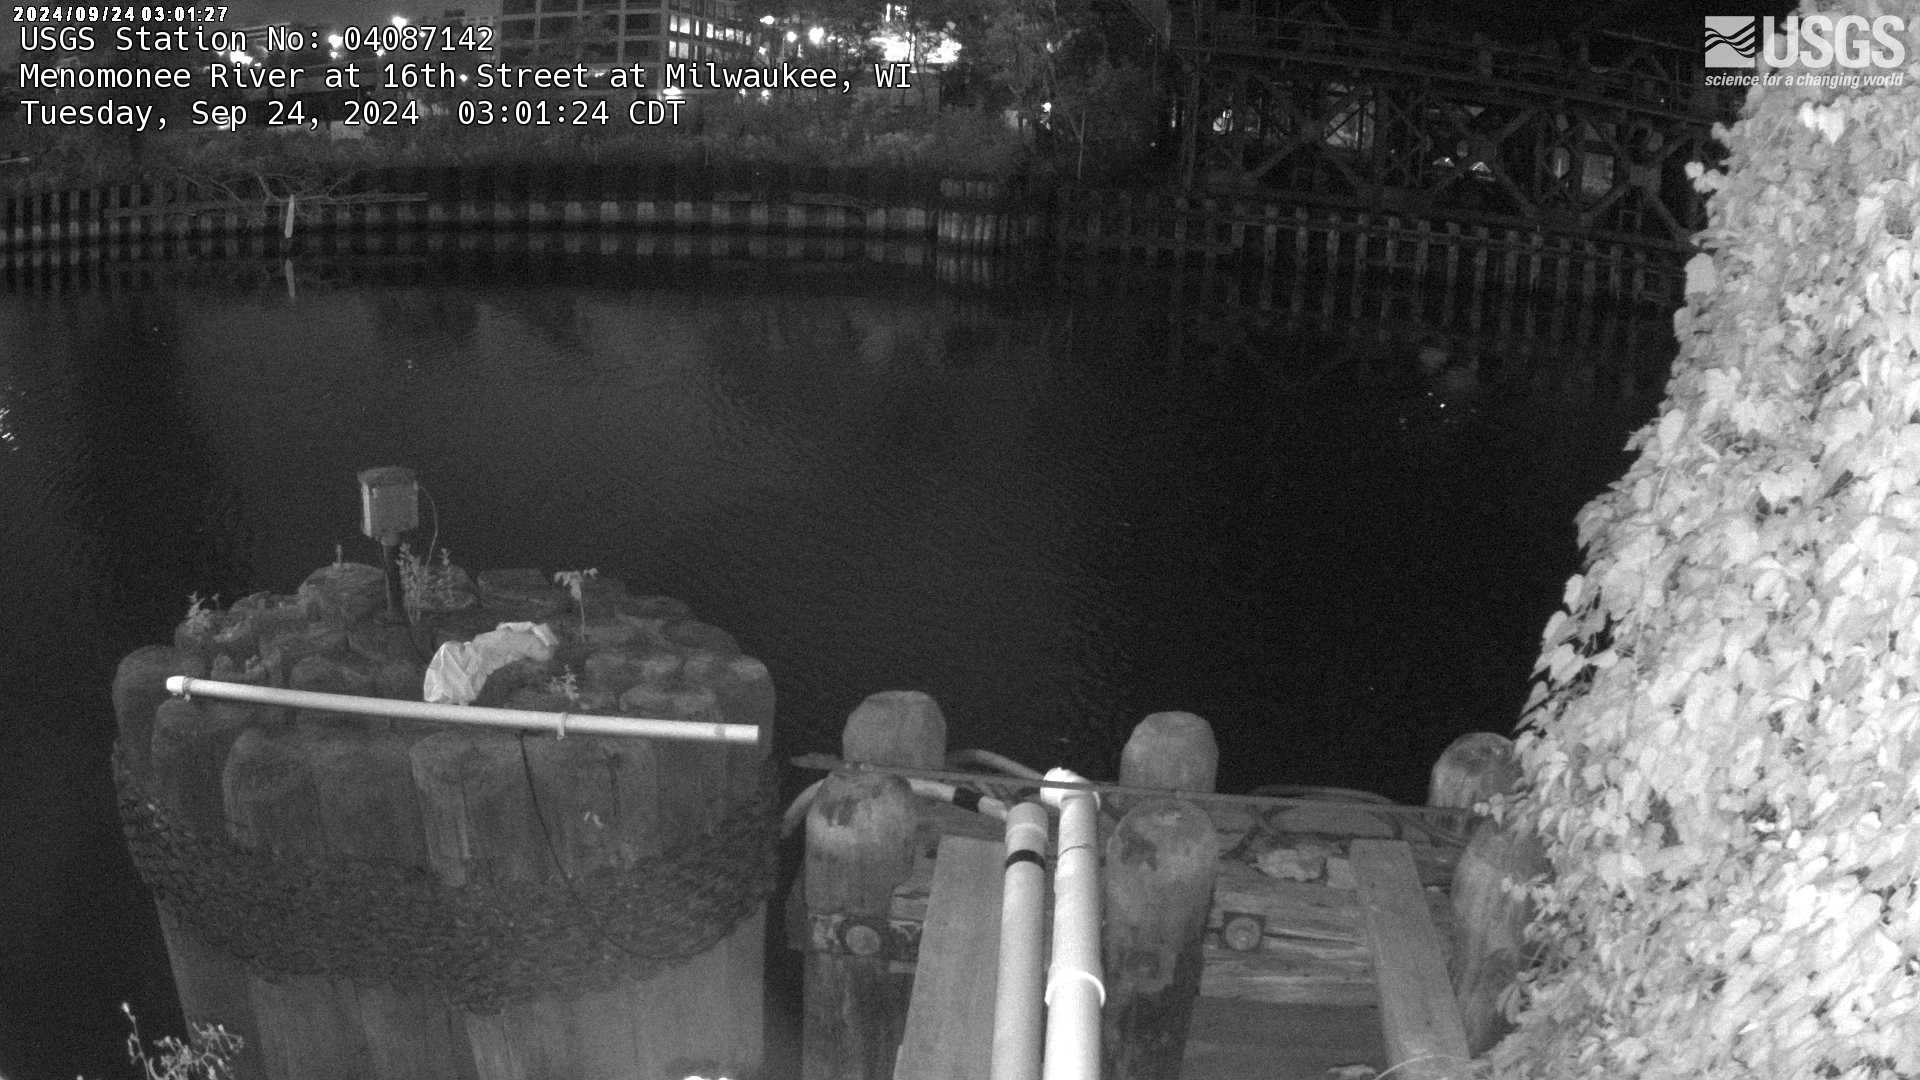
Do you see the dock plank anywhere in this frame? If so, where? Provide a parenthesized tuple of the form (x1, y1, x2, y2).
(894, 835, 1005, 1080)
(1351, 839, 1472, 1080)
(1182, 998, 1386, 1080)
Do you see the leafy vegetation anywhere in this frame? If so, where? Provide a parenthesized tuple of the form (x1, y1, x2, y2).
(554, 568, 599, 638)
(397, 543, 463, 621)
(1489, 4, 1920, 1075)
(546, 665, 583, 706)
(180, 593, 218, 636)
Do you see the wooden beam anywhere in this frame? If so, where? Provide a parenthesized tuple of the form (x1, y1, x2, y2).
(895, 835, 1006, 1080)
(1351, 839, 1472, 1080)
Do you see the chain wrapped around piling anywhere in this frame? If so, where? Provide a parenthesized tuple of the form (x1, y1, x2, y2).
(113, 742, 776, 1012)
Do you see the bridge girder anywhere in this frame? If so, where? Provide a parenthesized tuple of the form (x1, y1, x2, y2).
(1165, 2, 1738, 244)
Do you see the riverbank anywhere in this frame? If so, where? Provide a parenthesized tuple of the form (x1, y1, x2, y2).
(0, 160, 1041, 264)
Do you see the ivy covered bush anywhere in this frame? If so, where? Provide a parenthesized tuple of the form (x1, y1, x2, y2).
(1491, 4, 1920, 1077)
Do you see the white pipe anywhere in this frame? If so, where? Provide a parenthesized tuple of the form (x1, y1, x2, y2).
(907, 777, 1010, 820)
(991, 801, 1050, 1080)
(1041, 767, 1103, 1080)
(166, 676, 760, 745)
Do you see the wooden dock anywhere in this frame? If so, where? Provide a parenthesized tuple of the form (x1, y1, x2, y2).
(797, 718, 1534, 1080)
(889, 797, 1473, 1078)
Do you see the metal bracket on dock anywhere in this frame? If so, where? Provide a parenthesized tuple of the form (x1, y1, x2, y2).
(807, 912, 924, 965)
(1218, 911, 1268, 952)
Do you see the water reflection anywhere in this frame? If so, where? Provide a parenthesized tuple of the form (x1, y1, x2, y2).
(0, 251, 1672, 1080)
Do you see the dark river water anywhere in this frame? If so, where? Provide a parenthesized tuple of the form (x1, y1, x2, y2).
(0, 246, 1669, 1079)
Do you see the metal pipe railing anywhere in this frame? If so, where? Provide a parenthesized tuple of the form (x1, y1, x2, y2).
(991, 800, 1050, 1080)
(1041, 767, 1104, 1080)
(165, 676, 760, 745)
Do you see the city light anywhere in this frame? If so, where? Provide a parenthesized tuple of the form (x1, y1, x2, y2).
(391, 14, 408, 26)
(807, 26, 825, 45)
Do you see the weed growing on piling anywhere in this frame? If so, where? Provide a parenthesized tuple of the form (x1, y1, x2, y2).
(108, 1003, 243, 1080)
(181, 593, 218, 635)
(547, 665, 582, 706)
(553, 568, 598, 637)
(397, 544, 461, 621)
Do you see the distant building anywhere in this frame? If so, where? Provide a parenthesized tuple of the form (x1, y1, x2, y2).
(494, 0, 755, 77)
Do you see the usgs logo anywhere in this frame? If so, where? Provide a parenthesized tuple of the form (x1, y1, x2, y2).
(1705, 14, 1907, 70)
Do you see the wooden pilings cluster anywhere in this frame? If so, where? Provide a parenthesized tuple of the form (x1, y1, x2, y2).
(799, 698, 1544, 1079)
(1, 165, 1036, 259)
(801, 700, 1225, 1080)
(113, 561, 776, 1080)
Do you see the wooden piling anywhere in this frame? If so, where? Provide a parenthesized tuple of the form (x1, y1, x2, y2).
(152, 699, 255, 839)
(135, 689, 265, 1080)
(1117, 711, 1218, 817)
(1322, 226, 1341, 323)
(223, 726, 376, 1080)
(1450, 814, 1545, 1055)
(1427, 733, 1546, 1055)
(1348, 215, 1368, 319)
(1102, 799, 1220, 1080)
(1499, 233, 1520, 339)
(305, 726, 468, 1080)
(115, 645, 201, 777)
(1427, 731, 1522, 816)
(843, 689, 947, 768)
(1467, 228, 1490, 333)
(802, 770, 919, 1080)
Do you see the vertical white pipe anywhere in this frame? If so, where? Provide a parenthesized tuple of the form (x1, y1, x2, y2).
(1042, 768, 1104, 1080)
(992, 801, 1050, 1080)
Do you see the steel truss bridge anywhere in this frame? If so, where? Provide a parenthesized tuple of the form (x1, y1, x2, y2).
(1135, 0, 1741, 250)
